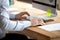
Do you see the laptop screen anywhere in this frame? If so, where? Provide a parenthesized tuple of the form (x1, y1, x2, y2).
(33, 0, 56, 8)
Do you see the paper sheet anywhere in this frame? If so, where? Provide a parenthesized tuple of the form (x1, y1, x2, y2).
(38, 23, 60, 31)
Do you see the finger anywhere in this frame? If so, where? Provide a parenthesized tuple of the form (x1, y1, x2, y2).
(22, 16, 27, 19)
(20, 12, 30, 16)
(39, 20, 45, 25)
(40, 22, 45, 25)
(24, 12, 30, 16)
(38, 18, 44, 23)
(38, 18, 45, 25)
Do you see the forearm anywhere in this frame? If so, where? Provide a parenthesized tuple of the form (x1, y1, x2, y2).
(2, 17, 31, 31)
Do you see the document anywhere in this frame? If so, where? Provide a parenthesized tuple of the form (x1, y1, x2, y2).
(38, 23, 60, 31)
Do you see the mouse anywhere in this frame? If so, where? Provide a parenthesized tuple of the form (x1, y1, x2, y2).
(43, 19, 54, 23)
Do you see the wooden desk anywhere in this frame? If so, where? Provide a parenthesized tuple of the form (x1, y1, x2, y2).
(20, 11, 60, 40)
(10, 1, 60, 40)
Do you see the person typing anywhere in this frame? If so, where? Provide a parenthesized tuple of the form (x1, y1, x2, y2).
(0, 0, 45, 40)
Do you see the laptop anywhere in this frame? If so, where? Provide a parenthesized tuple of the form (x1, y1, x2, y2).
(32, 0, 57, 20)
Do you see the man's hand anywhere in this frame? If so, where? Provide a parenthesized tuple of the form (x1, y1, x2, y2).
(15, 12, 30, 20)
(30, 18, 45, 26)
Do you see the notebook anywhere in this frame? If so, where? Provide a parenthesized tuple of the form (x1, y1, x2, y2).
(38, 23, 60, 31)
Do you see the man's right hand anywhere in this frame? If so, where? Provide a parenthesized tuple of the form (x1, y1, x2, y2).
(15, 12, 30, 20)
(30, 18, 45, 26)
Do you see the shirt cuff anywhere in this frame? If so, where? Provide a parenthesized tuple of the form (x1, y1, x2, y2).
(9, 14, 16, 19)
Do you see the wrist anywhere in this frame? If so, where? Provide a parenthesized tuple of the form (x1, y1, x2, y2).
(30, 20, 36, 26)
(15, 15, 21, 20)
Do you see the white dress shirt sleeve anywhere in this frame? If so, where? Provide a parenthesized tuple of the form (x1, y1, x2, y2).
(2, 0, 16, 19)
(3, 17, 31, 31)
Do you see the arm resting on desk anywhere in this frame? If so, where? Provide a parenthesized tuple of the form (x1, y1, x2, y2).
(0, 15, 31, 31)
